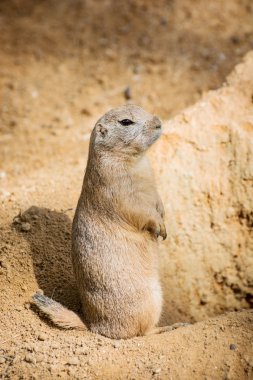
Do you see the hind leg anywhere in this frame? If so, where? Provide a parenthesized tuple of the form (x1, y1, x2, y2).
(146, 322, 191, 335)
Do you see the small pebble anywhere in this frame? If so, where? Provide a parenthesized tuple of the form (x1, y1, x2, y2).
(229, 344, 237, 350)
(20, 222, 31, 232)
(153, 368, 161, 375)
(25, 354, 36, 364)
(38, 333, 47, 341)
(0, 260, 8, 269)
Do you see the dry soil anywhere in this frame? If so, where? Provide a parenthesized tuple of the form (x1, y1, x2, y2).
(0, 1, 253, 379)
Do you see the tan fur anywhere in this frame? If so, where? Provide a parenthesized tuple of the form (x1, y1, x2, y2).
(33, 104, 185, 339)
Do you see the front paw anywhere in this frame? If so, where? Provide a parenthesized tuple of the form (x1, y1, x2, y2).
(160, 223, 167, 240)
(144, 220, 160, 239)
(144, 220, 167, 241)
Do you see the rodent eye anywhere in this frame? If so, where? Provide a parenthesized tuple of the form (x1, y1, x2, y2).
(119, 119, 134, 126)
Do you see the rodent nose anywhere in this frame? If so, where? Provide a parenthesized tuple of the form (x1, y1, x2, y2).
(153, 116, 162, 129)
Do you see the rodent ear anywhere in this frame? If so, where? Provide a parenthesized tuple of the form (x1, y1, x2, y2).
(96, 123, 108, 138)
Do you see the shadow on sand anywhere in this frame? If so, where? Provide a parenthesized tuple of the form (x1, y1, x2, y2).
(14, 205, 81, 314)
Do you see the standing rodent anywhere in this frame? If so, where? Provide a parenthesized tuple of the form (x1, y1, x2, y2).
(33, 104, 187, 339)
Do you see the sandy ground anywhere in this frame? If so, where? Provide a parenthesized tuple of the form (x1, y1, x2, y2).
(0, 1, 253, 379)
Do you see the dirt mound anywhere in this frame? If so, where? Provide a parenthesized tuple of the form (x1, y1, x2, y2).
(150, 51, 253, 325)
(1, 1, 253, 379)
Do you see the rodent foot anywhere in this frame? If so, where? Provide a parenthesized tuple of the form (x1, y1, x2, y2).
(144, 220, 160, 239)
(160, 223, 167, 240)
(144, 219, 167, 240)
(151, 322, 191, 335)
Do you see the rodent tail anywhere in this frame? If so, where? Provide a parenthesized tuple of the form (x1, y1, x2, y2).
(32, 292, 87, 330)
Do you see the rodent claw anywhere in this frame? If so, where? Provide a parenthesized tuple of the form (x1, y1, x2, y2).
(160, 224, 167, 240)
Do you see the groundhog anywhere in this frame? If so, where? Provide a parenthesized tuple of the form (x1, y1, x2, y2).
(33, 104, 187, 339)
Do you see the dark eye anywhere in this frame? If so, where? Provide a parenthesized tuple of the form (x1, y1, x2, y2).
(119, 119, 134, 126)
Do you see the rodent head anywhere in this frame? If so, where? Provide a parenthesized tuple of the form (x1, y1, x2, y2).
(90, 104, 162, 157)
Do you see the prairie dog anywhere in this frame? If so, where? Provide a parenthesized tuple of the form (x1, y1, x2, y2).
(33, 104, 186, 339)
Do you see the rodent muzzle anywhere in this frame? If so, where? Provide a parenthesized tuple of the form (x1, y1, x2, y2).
(152, 116, 162, 129)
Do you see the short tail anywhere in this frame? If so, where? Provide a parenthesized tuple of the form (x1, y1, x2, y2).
(32, 292, 86, 330)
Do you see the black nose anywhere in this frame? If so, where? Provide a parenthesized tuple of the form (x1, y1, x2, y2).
(153, 116, 162, 129)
